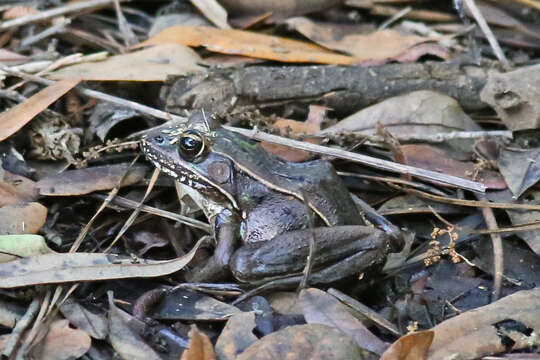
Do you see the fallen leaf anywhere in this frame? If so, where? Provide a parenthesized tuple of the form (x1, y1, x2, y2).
(189, 0, 229, 29)
(29, 319, 91, 360)
(493, 190, 540, 255)
(0, 235, 55, 263)
(150, 288, 241, 321)
(136, 26, 360, 65)
(261, 105, 327, 162)
(480, 64, 540, 130)
(51, 44, 204, 81)
(498, 147, 540, 198)
(0, 78, 81, 141)
(236, 324, 368, 360)
(59, 298, 108, 340)
(215, 312, 258, 360)
(0, 169, 37, 206)
(299, 288, 387, 355)
(0, 238, 204, 288)
(220, 0, 339, 16)
(3, 6, 40, 19)
(391, 43, 450, 63)
(380, 331, 434, 360)
(36, 163, 148, 196)
(286, 17, 430, 61)
(401, 144, 507, 189)
(320, 90, 480, 138)
(108, 292, 162, 360)
(181, 325, 216, 360)
(0, 202, 47, 235)
(266, 291, 302, 316)
(428, 287, 540, 359)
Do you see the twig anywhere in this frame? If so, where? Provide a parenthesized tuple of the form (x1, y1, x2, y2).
(378, 6, 412, 30)
(404, 187, 540, 211)
(1, 298, 40, 358)
(388, 130, 513, 143)
(225, 126, 487, 193)
(0, 66, 185, 122)
(0, 0, 129, 30)
(20, 18, 71, 47)
(463, 0, 510, 68)
(479, 199, 503, 301)
(94, 194, 212, 232)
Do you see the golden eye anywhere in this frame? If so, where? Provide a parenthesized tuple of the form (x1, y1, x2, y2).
(178, 130, 205, 159)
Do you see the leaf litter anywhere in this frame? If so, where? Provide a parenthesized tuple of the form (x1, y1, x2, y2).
(0, 0, 540, 359)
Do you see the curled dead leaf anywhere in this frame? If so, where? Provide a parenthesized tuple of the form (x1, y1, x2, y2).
(136, 26, 359, 65)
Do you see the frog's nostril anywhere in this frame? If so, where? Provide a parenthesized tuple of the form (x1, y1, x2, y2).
(154, 135, 164, 144)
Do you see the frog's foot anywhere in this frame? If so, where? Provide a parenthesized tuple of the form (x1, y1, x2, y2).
(185, 224, 236, 283)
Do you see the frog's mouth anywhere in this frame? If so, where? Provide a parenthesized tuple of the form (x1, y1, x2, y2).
(140, 139, 183, 180)
(140, 138, 239, 210)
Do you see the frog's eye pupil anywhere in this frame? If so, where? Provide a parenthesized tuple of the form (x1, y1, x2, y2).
(179, 130, 204, 159)
(154, 135, 164, 144)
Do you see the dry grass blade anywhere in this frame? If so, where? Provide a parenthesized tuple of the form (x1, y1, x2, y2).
(225, 126, 486, 192)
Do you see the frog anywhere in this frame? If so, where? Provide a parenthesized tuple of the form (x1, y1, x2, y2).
(141, 111, 400, 284)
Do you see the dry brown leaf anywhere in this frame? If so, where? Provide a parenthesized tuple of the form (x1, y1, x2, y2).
(136, 26, 359, 65)
(320, 91, 480, 138)
(428, 287, 540, 359)
(0, 78, 81, 141)
(261, 106, 326, 162)
(299, 288, 387, 355)
(0, 202, 47, 235)
(401, 144, 507, 190)
(108, 292, 162, 360)
(237, 324, 367, 360)
(0, 238, 204, 288)
(215, 312, 258, 360)
(0, 170, 37, 206)
(181, 325, 217, 360)
(220, 0, 339, 16)
(3, 6, 40, 19)
(36, 163, 147, 196)
(59, 298, 108, 340)
(286, 17, 430, 61)
(380, 331, 434, 360)
(51, 44, 204, 82)
(29, 319, 91, 360)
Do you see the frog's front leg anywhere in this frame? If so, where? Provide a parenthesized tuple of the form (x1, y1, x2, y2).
(187, 209, 240, 282)
(229, 226, 400, 284)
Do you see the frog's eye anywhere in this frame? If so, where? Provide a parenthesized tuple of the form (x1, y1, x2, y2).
(178, 130, 205, 160)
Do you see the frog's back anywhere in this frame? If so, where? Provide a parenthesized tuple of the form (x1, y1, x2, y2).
(214, 130, 360, 226)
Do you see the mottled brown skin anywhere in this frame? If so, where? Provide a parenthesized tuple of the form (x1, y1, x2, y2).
(141, 112, 393, 283)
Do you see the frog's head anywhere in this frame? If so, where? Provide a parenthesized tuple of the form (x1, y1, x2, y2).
(141, 111, 238, 208)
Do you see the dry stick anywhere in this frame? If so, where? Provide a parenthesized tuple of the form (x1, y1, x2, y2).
(97, 194, 212, 232)
(463, 0, 510, 68)
(1, 298, 40, 358)
(15, 291, 52, 360)
(0, 0, 129, 30)
(2, 67, 487, 193)
(226, 126, 487, 193)
(480, 201, 503, 301)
